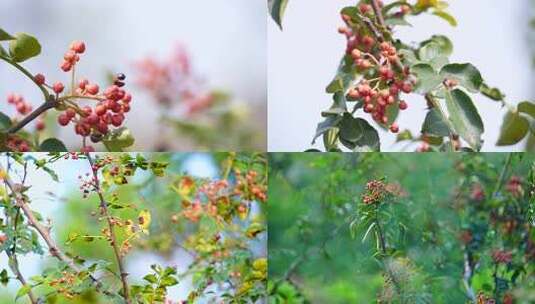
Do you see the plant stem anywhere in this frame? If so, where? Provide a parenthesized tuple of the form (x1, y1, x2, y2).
(425, 93, 457, 152)
(0, 162, 114, 298)
(370, 0, 387, 29)
(0, 55, 50, 100)
(5, 250, 38, 304)
(86, 153, 131, 304)
(7, 98, 58, 134)
(492, 153, 513, 198)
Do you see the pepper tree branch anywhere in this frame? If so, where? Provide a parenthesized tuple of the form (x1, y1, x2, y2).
(0, 161, 115, 298)
(86, 153, 131, 304)
(5, 250, 38, 304)
(370, 0, 387, 29)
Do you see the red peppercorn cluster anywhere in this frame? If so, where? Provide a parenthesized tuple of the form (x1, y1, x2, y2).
(5, 135, 30, 152)
(134, 45, 215, 116)
(338, 6, 415, 133)
(6, 93, 33, 115)
(234, 169, 267, 203)
(470, 183, 485, 202)
(361, 179, 387, 205)
(491, 249, 513, 264)
(505, 176, 523, 197)
(78, 172, 96, 199)
(5, 41, 135, 151)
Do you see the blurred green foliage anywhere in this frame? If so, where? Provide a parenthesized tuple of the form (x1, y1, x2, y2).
(268, 153, 535, 303)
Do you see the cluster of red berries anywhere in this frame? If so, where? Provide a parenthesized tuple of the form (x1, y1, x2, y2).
(505, 176, 522, 197)
(5, 136, 31, 152)
(134, 45, 215, 116)
(361, 179, 387, 205)
(78, 172, 97, 199)
(470, 183, 485, 202)
(234, 169, 267, 203)
(491, 249, 513, 264)
(339, 12, 414, 133)
(26, 41, 133, 152)
(6, 93, 32, 115)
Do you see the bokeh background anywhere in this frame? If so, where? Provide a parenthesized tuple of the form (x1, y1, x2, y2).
(0, 153, 267, 302)
(268, 1, 534, 152)
(268, 153, 535, 303)
(0, 0, 266, 151)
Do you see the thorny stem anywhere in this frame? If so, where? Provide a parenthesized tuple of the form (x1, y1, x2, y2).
(0, 160, 115, 298)
(86, 153, 131, 304)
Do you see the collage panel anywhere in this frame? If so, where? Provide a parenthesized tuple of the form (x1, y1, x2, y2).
(0, 152, 267, 303)
(268, 153, 535, 303)
(0, 0, 266, 152)
(268, 1, 534, 152)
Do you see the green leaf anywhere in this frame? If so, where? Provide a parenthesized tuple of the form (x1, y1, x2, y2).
(0, 269, 8, 286)
(440, 63, 483, 93)
(160, 276, 179, 287)
(143, 274, 158, 284)
(268, 0, 289, 29)
(411, 63, 442, 94)
(433, 11, 458, 26)
(0, 28, 15, 41)
(0, 45, 7, 57)
(353, 118, 380, 152)
(445, 89, 484, 150)
(312, 116, 342, 144)
(9, 33, 41, 62)
(496, 111, 529, 146)
(102, 127, 135, 152)
(421, 35, 453, 57)
(480, 83, 505, 101)
(396, 129, 413, 142)
(39, 138, 67, 152)
(322, 92, 347, 116)
(0, 112, 12, 130)
(339, 113, 363, 142)
(15, 284, 32, 300)
(385, 17, 411, 26)
(422, 108, 450, 137)
(518, 101, 535, 118)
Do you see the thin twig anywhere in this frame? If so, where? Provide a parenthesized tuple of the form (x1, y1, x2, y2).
(7, 98, 58, 134)
(370, 0, 387, 29)
(5, 250, 38, 304)
(492, 153, 513, 198)
(0, 161, 115, 298)
(86, 153, 131, 304)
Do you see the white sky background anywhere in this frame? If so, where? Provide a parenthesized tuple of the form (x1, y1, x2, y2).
(268, 0, 533, 152)
(0, 153, 248, 301)
(0, 0, 266, 150)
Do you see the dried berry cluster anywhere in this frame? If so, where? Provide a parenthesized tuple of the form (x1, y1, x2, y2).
(361, 179, 387, 205)
(338, 6, 414, 133)
(491, 249, 513, 264)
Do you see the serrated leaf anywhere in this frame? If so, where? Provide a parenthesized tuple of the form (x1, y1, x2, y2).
(312, 116, 342, 144)
(102, 127, 135, 152)
(268, 0, 289, 29)
(422, 108, 450, 137)
(496, 111, 529, 146)
(411, 63, 442, 94)
(9, 33, 41, 62)
(440, 63, 483, 93)
(339, 113, 363, 142)
(353, 118, 380, 152)
(39, 138, 67, 152)
(445, 89, 484, 150)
